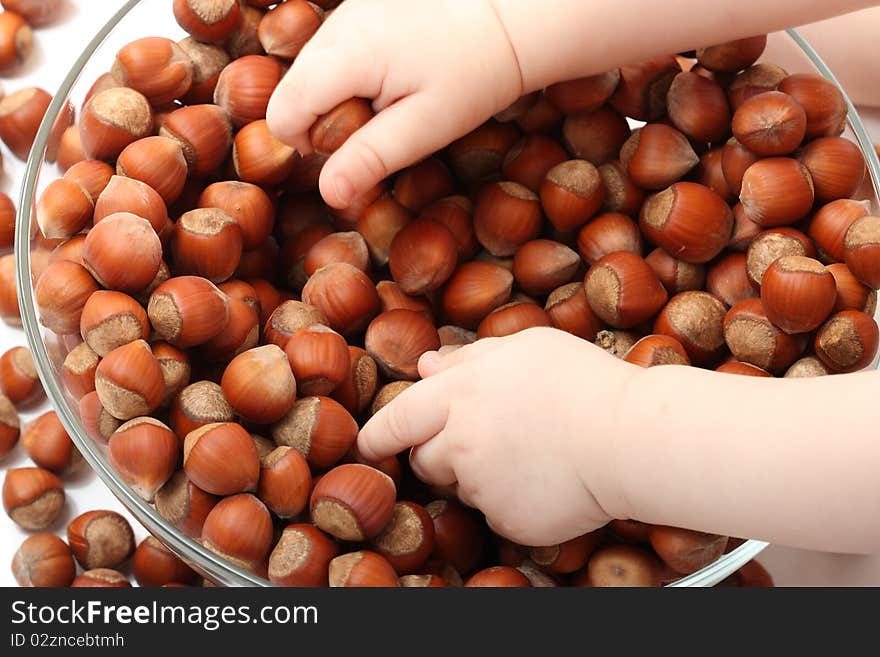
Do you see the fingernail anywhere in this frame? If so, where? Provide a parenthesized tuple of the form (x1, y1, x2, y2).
(331, 174, 355, 207)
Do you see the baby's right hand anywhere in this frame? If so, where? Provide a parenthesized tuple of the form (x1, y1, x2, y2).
(358, 328, 635, 546)
(266, 0, 524, 209)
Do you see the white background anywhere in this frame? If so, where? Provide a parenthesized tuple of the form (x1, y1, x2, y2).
(1, 0, 880, 587)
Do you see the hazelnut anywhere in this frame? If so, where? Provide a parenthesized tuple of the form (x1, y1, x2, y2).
(3, 467, 64, 530)
(233, 119, 297, 185)
(746, 228, 815, 287)
(80, 87, 153, 161)
(80, 290, 150, 357)
(447, 120, 519, 184)
(178, 37, 230, 105)
(653, 291, 727, 365)
(649, 525, 728, 575)
(263, 299, 327, 348)
(35, 178, 93, 240)
(545, 70, 621, 115)
(112, 37, 194, 106)
(740, 157, 815, 227)
(109, 417, 179, 502)
(183, 422, 260, 496)
(148, 276, 230, 348)
(442, 261, 513, 329)
(258, 446, 312, 519)
(584, 252, 668, 329)
(760, 256, 837, 334)
(365, 309, 440, 380)
(814, 310, 879, 373)
(529, 532, 602, 574)
(173, 208, 243, 283)
(78, 391, 122, 444)
(214, 55, 283, 127)
(0, 394, 19, 458)
(310, 98, 374, 155)
(285, 324, 349, 396)
(329, 551, 400, 587)
(117, 136, 188, 205)
(272, 395, 358, 469)
(173, 0, 241, 43)
(304, 231, 370, 277)
(0, 87, 51, 159)
(21, 411, 82, 476)
(574, 544, 661, 587)
(331, 345, 379, 416)
(155, 471, 218, 538)
(200, 493, 273, 571)
(666, 71, 731, 144)
(0, 346, 42, 406)
(623, 334, 691, 367)
(93, 175, 168, 233)
(473, 181, 542, 257)
(426, 499, 487, 575)
(388, 219, 458, 295)
(170, 380, 234, 438)
(562, 106, 631, 167)
(301, 263, 380, 336)
(160, 104, 233, 176)
(310, 464, 396, 541)
(723, 298, 808, 373)
(476, 301, 552, 339)
(502, 135, 568, 192)
(778, 73, 847, 140)
(465, 566, 531, 587)
(696, 36, 766, 73)
(83, 212, 162, 294)
(798, 136, 865, 203)
(393, 158, 456, 213)
(268, 524, 338, 587)
(221, 344, 296, 424)
(370, 381, 414, 417)
(199, 181, 275, 250)
(370, 501, 435, 575)
(610, 55, 680, 121)
(258, 0, 323, 60)
(540, 160, 604, 232)
(133, 536, 198, 587)
(67, 510, 135, 570)
(12, 534, 76, 587)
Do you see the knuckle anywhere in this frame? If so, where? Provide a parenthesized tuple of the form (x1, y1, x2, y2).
(383, 400, 411, 447)
(346, 138, 390, 182)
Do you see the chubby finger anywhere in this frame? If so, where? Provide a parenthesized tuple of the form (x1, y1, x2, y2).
(418, 337, 502, 378)
(318, 93, 461, 208)
(409, 440, 457, 488)
(266, 38, 380, 154)
(357, 374, 451, 462)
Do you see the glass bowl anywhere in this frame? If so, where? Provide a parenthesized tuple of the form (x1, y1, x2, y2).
(15, 1, 880, 587)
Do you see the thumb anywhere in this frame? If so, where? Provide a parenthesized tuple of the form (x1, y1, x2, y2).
(318, 93, 460, 209)
(418, 337, 504, 378)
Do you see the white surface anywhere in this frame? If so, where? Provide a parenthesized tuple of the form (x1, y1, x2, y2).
(0, 0, 151, 587)
(1, 1, 880, 587)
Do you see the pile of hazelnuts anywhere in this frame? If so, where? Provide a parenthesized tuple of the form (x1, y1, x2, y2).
(21, 0, 880, 588)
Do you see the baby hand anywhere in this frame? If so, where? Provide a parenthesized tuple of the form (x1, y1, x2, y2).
(358, 328, 634, 546)
(266, 0, 524, 208)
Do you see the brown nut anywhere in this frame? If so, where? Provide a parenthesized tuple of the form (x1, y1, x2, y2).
(3, 467, 64, 530)
(67, 510, 136, 570)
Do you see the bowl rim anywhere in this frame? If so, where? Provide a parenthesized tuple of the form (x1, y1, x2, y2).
(14, 6, 880, 586)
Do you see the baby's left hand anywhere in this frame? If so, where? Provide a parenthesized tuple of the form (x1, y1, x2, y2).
(358, 327, 634, 546)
